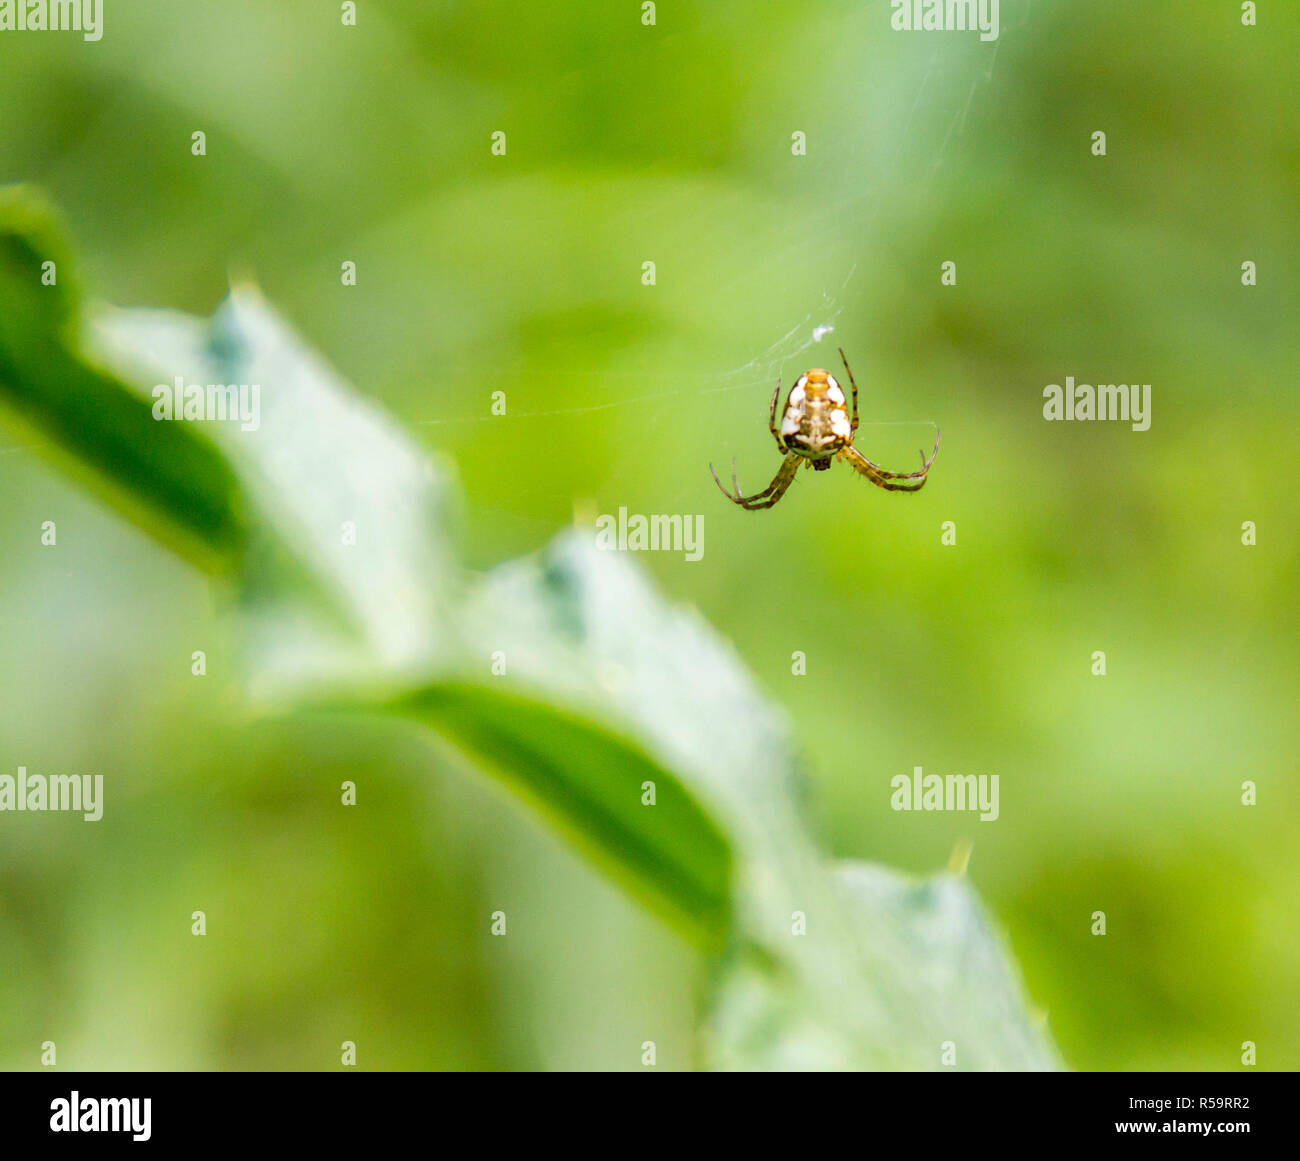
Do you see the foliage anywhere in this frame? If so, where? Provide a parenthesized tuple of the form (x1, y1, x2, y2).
(0, 188, 1057, 1069)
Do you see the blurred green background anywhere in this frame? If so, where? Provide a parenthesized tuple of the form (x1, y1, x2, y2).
(1, 0, 1297, 1070)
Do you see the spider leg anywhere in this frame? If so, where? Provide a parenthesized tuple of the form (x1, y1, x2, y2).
(767, 377, 785, 452)
(848, 427, 941, 480)
(710, 452, 801, 509)
(708, 457, 745, 502)
(837, 443, 933, 492)
(838, 347, 860, 435)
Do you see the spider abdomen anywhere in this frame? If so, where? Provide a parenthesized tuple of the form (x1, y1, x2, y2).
(780, 370, 851, 459)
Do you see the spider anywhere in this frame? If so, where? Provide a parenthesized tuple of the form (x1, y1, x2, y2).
(710, 347, 940, 510)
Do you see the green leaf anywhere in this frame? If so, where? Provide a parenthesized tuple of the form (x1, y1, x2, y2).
(0, 187, 1060, 1068)
(0, 186, 247, 571)
(833, 863, 1060, 1069)
(87, 288, 462, 695)
(0, 185, 726, 950)
(704, 863, 1061, 1070)
(386, 683, 733, 946)
(431, 533, 1061, 1069)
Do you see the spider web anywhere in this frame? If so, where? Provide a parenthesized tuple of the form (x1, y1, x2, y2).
(419, 15, 1016, 527)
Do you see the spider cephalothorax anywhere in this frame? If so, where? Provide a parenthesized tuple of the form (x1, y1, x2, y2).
(710, 347, 941, 510)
